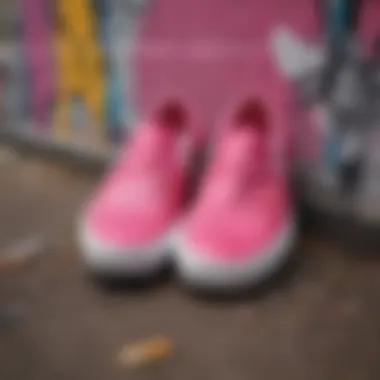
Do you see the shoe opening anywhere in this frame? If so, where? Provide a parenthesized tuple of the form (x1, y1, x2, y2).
(156, 101, 187, 132)
(234, 99, 268, 133)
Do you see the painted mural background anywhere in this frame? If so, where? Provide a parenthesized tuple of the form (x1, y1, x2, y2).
(0, 0, 148, 152)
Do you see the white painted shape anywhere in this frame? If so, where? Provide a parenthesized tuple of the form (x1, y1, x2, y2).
(270, 26, 324, 79)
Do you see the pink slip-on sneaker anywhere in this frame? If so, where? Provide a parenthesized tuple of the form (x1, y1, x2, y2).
(79, 100, 201, 276)
(174, 99, 296, 290)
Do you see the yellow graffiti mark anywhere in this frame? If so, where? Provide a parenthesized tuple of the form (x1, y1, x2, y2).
(53, 0, 105, 144)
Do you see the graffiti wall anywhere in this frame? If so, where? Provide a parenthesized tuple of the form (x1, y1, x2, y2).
(0, 0, 319, 155)
(1, 0, 148, 153)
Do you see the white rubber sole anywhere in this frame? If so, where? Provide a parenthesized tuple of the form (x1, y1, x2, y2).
(78, 222, 171, 277)
(173, 219, 296, 290)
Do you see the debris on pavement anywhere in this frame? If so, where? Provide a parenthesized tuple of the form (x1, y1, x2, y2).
(0, 146, 20, 166)
(118, 335, 173, 369)
(0, 236, 47, 274)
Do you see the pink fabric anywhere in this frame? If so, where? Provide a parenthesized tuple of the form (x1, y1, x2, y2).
(183, 106, 291, 260)
(85, 104, 197, 246)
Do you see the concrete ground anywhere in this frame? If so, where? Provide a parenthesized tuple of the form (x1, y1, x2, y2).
(1, 147, 380, 380)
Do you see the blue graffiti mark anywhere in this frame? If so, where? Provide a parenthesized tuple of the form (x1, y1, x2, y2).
(93, 0, 143, 142)
(92, 0, 126, 142)
(325, 127, 342, 170)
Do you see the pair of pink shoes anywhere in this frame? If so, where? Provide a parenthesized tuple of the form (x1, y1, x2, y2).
(79, 99, 295, 291)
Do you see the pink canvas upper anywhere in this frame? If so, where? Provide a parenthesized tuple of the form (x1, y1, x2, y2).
(183, 99, 291, 260)
(85, 101, 199, 247)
